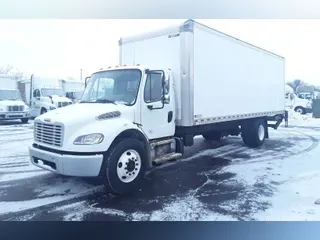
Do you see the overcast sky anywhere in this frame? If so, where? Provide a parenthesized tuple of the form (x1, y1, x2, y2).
(0, 19, 319, 84)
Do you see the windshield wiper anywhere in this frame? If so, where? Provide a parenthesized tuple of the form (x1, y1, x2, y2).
(94, 98, 116, 104)
(79, 99, 116, 104)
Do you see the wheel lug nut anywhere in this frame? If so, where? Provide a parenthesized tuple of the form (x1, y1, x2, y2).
(135, 168, 138, 171)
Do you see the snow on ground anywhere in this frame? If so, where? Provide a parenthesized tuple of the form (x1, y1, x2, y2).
(1, 112, 320, 221)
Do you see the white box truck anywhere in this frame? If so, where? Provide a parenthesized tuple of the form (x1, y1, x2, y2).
(29, 20, 285, 194)
(0, 74, 31, 123)
(59, 79, 85, 103)
(19, 75, 73, 118)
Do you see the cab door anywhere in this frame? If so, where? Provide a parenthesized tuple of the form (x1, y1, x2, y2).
(140, 70, 175, 140)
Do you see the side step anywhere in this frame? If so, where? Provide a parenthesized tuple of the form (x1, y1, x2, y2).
(150, 139, 175, 149)
(153, 153, 183, 165)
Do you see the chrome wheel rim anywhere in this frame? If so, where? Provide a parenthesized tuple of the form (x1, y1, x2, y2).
(258, 125, 265, 141)
(116, 149, 141, 183)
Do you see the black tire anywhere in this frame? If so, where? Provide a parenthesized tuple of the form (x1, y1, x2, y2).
(241, 119, 267, 148)
(202, 131, 222, 141)
(21, 118, 29, 124)
(40, 108, 47, 115)
(294, 106, 306, 115)
(100, 138, 147, 195)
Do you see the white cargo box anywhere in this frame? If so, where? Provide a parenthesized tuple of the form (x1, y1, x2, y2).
(119, 19, 285, 127)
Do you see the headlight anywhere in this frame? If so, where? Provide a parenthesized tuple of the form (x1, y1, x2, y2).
(73, 133, 104, 145)
(24, 106, 30, 111)
(49, 106, 57, 110)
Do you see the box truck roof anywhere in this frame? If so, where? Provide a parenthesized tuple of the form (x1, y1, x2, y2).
(119, 19, 284, 60)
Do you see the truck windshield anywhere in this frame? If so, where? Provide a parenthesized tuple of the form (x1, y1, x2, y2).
(0, 89, 22, 101)
(81, 69, 142, 105)
(42, 88, 64, 97)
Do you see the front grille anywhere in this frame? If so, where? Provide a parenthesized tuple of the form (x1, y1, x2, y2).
(58, 102, 70, 108)
(34, 121, 64, 147)
(8, 105, 24, 112)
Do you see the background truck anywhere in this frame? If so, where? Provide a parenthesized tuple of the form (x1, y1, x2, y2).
(285, 84, 312, 114)
(59, 79, 85, 103)
(0, 74, 31, 123)
(29, 19, 286, 195)
(296, 85, 315, 100)
(18, 75, 73, 118)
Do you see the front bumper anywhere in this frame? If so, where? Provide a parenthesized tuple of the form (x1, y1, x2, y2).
(29, 145, 104, 177)
(0, 111, 30, 120)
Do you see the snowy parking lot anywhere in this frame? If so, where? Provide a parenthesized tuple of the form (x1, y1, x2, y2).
(1, 113, 320, 221)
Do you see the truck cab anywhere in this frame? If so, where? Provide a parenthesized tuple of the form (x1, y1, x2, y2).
(32, 87, 72, 115)
(29, 66, 174, 193)
(285, 85, 312, 114)
(20, 75, 73, 117)
(59, 79, 85, 104)
(0, 75, 31, 123)
(0, 88, 31, 123)
(65, 90, 83, 103)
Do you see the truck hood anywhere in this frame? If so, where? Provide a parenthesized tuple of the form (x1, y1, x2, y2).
(35, 103, 135, 126)
(47, 95, 72, 103)
(0, 99, 26, 107)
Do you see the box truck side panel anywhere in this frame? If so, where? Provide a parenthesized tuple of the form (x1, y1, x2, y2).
(32, 76, 60, 89)
(192, 24, 285, 124)
(120, 29, 182, 121)
(0, 77, 17, 89)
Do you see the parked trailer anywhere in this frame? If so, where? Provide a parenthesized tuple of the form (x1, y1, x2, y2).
(29, 19, 286, 194)
(0, 74, 31, 123)
(19, 75, 73, 118)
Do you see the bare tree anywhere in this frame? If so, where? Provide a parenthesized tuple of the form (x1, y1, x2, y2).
(0, 64, 25, 79)
(287, 79, 305, 92)
(0, 64, 14, 75)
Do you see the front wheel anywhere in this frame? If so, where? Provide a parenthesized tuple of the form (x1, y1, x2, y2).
(100, 139, 147, 195)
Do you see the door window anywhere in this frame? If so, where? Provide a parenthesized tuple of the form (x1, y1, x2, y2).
(144, 73, 163, 103)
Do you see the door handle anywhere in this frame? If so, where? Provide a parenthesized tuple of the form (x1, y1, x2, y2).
(147, 105, 153, 110)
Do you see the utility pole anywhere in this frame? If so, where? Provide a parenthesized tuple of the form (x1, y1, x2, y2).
(80, 69, 83, 81)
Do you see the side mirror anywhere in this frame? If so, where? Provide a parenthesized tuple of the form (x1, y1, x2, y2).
(85, 77, 90, 87)
(164, 95, 170, 104)
(162, 73, 170, 104)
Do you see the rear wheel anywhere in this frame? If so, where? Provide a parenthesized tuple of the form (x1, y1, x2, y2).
(100, 139, 147, 195)
(20, 118, 29, 124)
(241, 119, 267, 148)
(202, 131, 222, 141)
